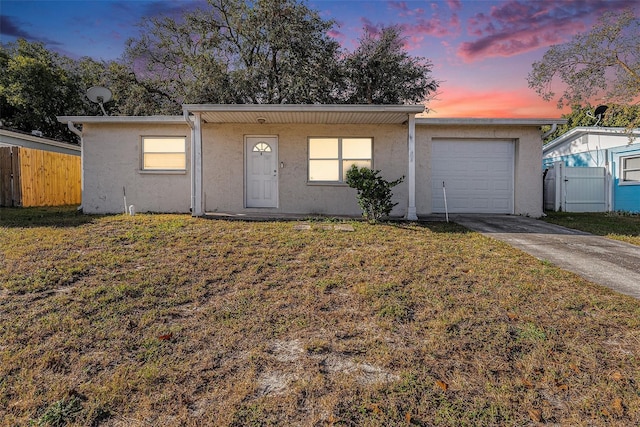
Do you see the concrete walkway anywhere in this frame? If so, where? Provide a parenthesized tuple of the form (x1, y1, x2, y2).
(452, 215, 640, 299)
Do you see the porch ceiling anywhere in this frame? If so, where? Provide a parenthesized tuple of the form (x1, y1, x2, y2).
(183, 104, 425, 125)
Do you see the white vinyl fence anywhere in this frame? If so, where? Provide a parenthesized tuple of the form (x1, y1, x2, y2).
(544, 162, 607, 212)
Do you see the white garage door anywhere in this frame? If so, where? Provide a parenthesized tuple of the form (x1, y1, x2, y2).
(432, 140, 514, 214)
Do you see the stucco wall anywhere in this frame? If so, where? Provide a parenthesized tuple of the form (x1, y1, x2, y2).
(415, 125, 543, 217)
(80, 120, 545, 217)
(201, 123, 409, 216)
(81, 123, 191, 214)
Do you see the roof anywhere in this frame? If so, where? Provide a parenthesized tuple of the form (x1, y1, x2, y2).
(0, 127, 81, 152)
(543, 126, 640, 153)
(58, 105, 566, 127)
(59, 105, 426, 126)
(417, 118, 567, 126)
(57, 116, 186, 125)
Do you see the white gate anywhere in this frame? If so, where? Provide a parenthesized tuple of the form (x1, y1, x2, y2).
(544, 162, 607, 212)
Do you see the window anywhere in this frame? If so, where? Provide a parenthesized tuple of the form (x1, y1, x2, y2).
(253, 142, 272, 152)
(308, 137, 372, 183)
(622, 156, 640, 183)
(142, 137, 186, 171)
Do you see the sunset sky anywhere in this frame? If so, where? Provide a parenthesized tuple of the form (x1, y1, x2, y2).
(2, 0, 639, 118)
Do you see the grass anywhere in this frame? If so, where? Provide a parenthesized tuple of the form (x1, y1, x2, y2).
(1, 206, 639, 426)
(543, 211, 640, 246)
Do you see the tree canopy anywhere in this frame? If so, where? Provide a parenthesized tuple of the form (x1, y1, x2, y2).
(1, 0, 438, 141)
(342, 26, 438, 104)
(0, 40, 83, 140)
(124, 0, 438, 109)
(543, 103, 640, 142)
(125, 0, 344, 108)
(528, 9, 640, 110)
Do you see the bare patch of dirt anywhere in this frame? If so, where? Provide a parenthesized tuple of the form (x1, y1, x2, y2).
(268, 339, 304, 362)
(259, 339, 398, 397)
(256, 371, 298, 397)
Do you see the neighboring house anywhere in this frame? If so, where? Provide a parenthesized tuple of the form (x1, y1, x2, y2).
(543, 127, 640, 213)
(0, 127, 81, 156)
(58, 104, 563, 218)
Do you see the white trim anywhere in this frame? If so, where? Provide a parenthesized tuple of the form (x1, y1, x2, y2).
(0, 128, 81, 152)
(245, 135, 279, 208)
(139, 170, 187, 175)
(57, 116, 186, 124)
(184, 111, 196, 213)
(193, 113, 203, 216)
(184, 104, 425, 114)
(307, 137, 373, 184)
(620, 154, 640, 184)
(417, 118, 566, 126)
(140, 136, 187, 171)
(543, 126, 640, 153)
(406, 114, 417, 220)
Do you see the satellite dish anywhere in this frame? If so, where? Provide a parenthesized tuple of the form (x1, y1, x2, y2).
(587, 105, 608, 127)
(87, 86, 112, 103)
(86, 86, 112, 116)
(594, 105, 608, 117)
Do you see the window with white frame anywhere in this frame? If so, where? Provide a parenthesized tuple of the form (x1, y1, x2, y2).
(622, 155, 640, 183)
(308, 137, 372, 183)
(142, 137, 186, 171)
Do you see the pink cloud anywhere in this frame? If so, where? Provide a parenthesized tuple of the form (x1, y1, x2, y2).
(385, 0, 460, 39)
(457, 21, 585, 62)
(447, 0, 462, 12)
(412, 18, 450, 37)
(354, 15, 459, 51)
(327, 28, 345, 43)
(426, 85, 570, 118)
(395, 14, 461, 46)
(388, 1, 424, 17)
(359, 17, 382, 36)
(411, 14, 459, 38)
(458, 0, 635, 62)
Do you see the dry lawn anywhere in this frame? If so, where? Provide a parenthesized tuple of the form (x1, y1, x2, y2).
(1, 208, 639, 426)
(543, 211, 640, 246)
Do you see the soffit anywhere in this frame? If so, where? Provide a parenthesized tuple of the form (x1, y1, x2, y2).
(184, 104, 425, 125)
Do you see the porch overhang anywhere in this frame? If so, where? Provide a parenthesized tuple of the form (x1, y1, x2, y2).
(184, 104, 424, 219)
(182, 104, 425, 125)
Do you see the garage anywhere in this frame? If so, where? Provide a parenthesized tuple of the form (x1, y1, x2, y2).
(431, 139, 514, 214)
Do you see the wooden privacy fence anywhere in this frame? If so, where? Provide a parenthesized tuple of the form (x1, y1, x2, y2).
(0, 146, 81, 207)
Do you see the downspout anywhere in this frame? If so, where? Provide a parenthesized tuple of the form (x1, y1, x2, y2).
(184, 110, 196, 214)
(67, 121, 82, 139)
(541, 123, 557, 140)
(67, 121, 84, 210)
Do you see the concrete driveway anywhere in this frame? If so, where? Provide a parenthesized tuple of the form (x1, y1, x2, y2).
(452, 215, 640, 299)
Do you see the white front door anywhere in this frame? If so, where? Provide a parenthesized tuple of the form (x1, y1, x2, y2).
(245, 136, 278, 208)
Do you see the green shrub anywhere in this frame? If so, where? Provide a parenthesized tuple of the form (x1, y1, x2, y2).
(345, 165, 404, 222)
